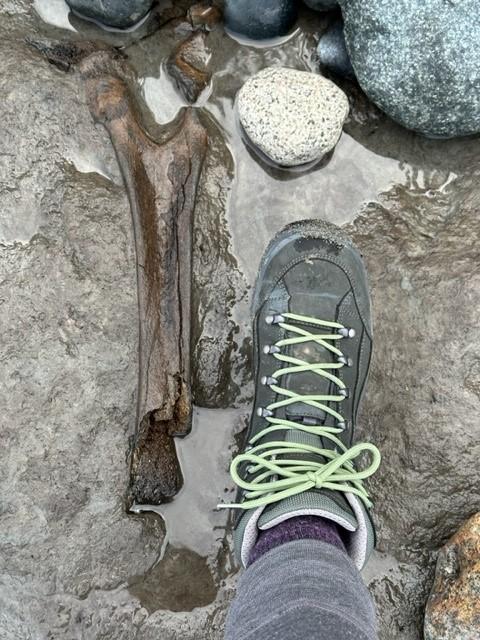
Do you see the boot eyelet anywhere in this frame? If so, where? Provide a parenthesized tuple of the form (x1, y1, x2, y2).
(261, 376, 277, 386)
(257, 407, 273, 418)
(337, 355, 353, 367)
(263, 345, 280, 355)
(338, 327, 355, 338)
(337, 420, 347, 431)
(265, 314, 285, 325)
(339, 388, 349, 398)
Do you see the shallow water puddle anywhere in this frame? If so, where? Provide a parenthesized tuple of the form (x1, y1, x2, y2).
(132, 407, 246, 558)
(33, 0, 76, 32)
(200, 60, 406, 283)
(140, 66, 189, 125)
(128, 545, 218, 613)
(126, 14, 410, 285)
(130, 407, 246, 610)
(222, 127, 406, 284)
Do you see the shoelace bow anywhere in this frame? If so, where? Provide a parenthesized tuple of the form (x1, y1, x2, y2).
(219, 312, 381, 511)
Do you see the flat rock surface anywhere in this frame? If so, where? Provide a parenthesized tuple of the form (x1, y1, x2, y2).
(0, 35, 163, 636)
(1, 3, 479, 640)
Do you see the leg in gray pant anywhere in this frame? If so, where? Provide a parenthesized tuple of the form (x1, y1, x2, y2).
(225, 540, 377, 640)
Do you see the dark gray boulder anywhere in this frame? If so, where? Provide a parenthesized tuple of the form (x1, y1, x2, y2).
(339, 0, 480, 137)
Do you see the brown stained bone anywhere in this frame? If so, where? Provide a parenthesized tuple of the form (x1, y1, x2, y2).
(78, 51, 208, 505)
(71, 48, 207, 505)
(29, 40, 208, 505)
(167, 31, 211, 103)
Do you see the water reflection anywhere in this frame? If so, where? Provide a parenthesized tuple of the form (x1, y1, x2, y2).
(198, 28, 406, 284)
(33, 0, 76, 32)
(131, 407, 245, 561)
(141, 64, 188, 125)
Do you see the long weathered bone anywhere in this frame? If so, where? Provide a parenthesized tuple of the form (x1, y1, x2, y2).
(80, 50, 208, 506)
(32, 42, 208, 505)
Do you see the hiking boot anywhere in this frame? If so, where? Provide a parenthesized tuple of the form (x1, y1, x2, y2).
(221, 219, 381, 569)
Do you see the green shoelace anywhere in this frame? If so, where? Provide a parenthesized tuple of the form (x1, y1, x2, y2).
(219, 312, 381, 511)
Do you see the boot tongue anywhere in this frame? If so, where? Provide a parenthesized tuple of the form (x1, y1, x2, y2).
(282, 269, 339, 424)
(283, 318, 333, 424)
(257, 429, 358, 532)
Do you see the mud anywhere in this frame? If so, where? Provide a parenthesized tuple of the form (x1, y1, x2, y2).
(1, 2, 479, 639)
(128, 546, 217, 613)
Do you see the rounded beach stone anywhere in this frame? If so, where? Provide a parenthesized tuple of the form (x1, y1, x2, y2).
(224, 0, 297, 40)
(66, 0, 153, 30)
(238, 67, 349, 167)
(317, 19, 355, 79)
(339, 0, 480, 137)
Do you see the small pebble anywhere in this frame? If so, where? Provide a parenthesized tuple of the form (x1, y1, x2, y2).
(317, 20, 355, 79)
(167, 32, 211, 104)
(187, 2, 222, 31)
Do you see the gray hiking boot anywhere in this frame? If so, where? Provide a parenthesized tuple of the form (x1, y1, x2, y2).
(223, 220, 381, 569)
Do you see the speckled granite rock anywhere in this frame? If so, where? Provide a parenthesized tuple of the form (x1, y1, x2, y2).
(304, 0, 339, 11)
(317, 19, 355, 79)
(339, 0, 480, 137)
(224, 0, 297, 40)
(424, 513, 480, 640)
(66, 0, 153, 30)
(238, 67, 349, 166)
